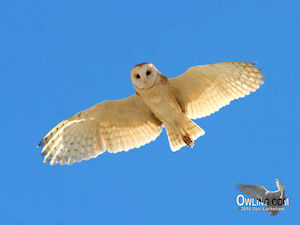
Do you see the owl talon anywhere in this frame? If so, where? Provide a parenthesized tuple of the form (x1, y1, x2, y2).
(183, 135, 194, 148)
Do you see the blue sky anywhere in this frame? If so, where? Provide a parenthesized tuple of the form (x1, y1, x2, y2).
(0, 0, 299, 224)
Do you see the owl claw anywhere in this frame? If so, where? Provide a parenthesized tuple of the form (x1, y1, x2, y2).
(183, 135, 194, 148)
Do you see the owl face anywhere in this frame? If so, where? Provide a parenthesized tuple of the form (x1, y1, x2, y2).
(131, 63, 160, 90)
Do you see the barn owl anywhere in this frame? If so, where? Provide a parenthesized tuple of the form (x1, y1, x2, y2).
(38, 62, 264, 165)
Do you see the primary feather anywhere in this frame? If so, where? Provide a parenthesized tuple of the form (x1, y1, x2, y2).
(39, 95, 162, 165)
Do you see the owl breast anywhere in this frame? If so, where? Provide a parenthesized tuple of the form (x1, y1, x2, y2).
(138, 81, 182, 124)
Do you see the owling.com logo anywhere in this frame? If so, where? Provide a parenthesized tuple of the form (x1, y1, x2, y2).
(236, 179, 289, 216)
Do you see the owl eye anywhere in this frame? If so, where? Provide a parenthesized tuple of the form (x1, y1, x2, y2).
(146, 71, 151, 76)
(136, 74, 140, 79)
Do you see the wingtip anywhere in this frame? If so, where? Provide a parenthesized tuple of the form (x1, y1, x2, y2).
(37, 139, 45, 148)
(275, 178, 282, 184)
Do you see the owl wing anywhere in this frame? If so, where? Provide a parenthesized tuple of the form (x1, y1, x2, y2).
(275, 179, 285, 198)
(237, 184, 268, 201)
(38, 94, 163, 165)
(169, 62, 264, 119)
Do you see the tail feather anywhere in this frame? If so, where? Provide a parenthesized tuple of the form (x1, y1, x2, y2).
(166, 117, 205, 151)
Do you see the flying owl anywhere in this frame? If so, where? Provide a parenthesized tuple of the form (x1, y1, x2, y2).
(38, 62, 264, 165)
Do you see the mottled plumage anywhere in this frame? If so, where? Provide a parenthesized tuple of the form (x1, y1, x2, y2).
(38, 62, 264, 165)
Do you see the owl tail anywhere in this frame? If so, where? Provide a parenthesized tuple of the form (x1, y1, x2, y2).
(166, 117, 205, 152)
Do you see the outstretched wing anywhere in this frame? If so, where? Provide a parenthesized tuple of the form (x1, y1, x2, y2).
(237, 184, 268, 201)
(275, 179, 285, 198)
(38, 94, 162, 165)
(169, 62, 264, 119)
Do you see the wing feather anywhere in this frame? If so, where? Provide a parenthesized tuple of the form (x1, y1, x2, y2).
(170, 62, 264, 119)
(276, 179, 283, 191)
(38, 94, 162, 165)
(237, 184, 268, 201)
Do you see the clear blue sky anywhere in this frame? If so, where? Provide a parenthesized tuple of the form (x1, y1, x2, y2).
(1, 0, 299, 224)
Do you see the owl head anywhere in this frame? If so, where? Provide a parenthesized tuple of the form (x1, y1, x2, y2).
(131, 63, 160, 90)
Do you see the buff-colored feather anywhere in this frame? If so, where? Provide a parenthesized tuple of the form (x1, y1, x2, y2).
(39, 95, 162, 165)
(170, 62, 264, 119)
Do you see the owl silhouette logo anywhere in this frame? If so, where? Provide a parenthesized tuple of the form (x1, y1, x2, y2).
(237, 179, 289, 216)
